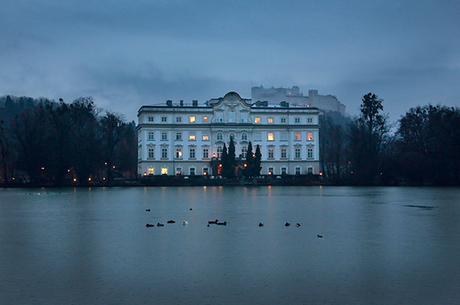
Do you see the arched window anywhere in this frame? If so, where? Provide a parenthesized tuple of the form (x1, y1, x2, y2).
(241, 132, 248, 141)
(229, 132, 235, 140)
(217, 146, 223, 158)
(217, 132, 223, 141)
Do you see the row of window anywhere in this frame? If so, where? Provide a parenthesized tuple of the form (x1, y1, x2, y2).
(147, 115, 314, 124)
(144, 146, 315, 160)
(146, 131, 314, 142)
(145, 166, 314, 176)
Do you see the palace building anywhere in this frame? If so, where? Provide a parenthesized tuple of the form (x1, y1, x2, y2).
(137, 92, 319, 177)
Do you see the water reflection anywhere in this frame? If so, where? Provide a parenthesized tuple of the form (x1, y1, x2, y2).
(0, 186, 459, 304)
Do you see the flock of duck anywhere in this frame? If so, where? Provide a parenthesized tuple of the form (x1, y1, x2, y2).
(144, 208, 323, 238)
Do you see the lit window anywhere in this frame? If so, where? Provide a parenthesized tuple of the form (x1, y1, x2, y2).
(268, 117, 274, 124)
(255, 117, 261, 124)
(268, 148, 274, 159)
(217, 132, 223, 141)
(161, 167, 168, 175)
(294, 117, 301, 124)
(203, 116, 208, 123)
(176, 168, 182, 175)
(280, 117, 286, 123)
(176, 132, 182, 141)
(281, 148, 287, 159)
(189, 132, 196, 141)
(203, 148, 209, 159)
(189, 116, 196, 123)
(161, 132, 168, 141)
(148, 116, 154, 122)
(148, 131, 154, 140)
(308, 133, 313, 141)
(148, 168, 154, 175)
(295, 133, 301, 141)
(161, 148, 168, 159)
(241, 132, 248, 141)
(295, 148, 301, 159)
(189, 148, 196, 159)
(175, 149, 182, 159)
(161, 116, 167, 122)
(268, 133, 274, 141)
(202, 133, 209, 141)
(148, 148, 154, 159)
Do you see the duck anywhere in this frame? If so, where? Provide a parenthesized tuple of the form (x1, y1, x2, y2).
(183, 221, 189, 225)
(145, 209, 151, 212)
(157, 223, 164, 227)
(317, 235, 323, 238)
(216, 221, 227, 226)
(146, 223, 154, 227)
(296, 223, 301, 227)
(167, 220, 176, 224)
(258, 223, 264, 227)
(285, 222, 291, 227)
(208, 219, 219, 224)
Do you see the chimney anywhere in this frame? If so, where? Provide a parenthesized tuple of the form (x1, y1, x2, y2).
(180, 100, 184, 106)
(192, 100, 198, 107)
(166, 100, 172, 107)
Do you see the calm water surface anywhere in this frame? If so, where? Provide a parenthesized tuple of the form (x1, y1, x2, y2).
(1, 186, 460, 304)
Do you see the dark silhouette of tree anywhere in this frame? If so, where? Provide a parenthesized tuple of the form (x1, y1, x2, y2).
(0, 120, 13, 184)
(115, 121, 138, 179)
(254, 144, 262, 176)
(244, 141, 254, 177)
(348, 93, 389, 183)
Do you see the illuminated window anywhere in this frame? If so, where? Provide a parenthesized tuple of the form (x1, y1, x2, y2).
(202, 148, 209, 159)
(308, 148, 313, 158)
(308, 133, 313, 141)
(161, 116, 167, 122)
(280, 117, 286, 123)
(294, 117, 301, 124)
(176, 116, 182, 123)
(176, 168, 182, 175)
(161, 132, 168, 141)
(202, 133, 209, 141)
(295, 133, 301, 141)
(268, 148, 274, 159)
(217, 132, 223, 141)
(189, 148, 196, 159)
(175, 148, 182, 159)
(203, 116, 208, 123)
(161, 148, 168, 158)
(161, 167, 168, 175)
(189, 116, 196, 123)
(255, 117, 261, 124)
(268, 117, 274, 124)
(268, 133, 274, 141)
(241, 132, 248, 141)
(148, 148, 154, 159)
(295, 148, 301, 159)
(189, 132, 196, 141)
(148, 131, 154, 140)
(281, 148, 287, 159)
(176, 132, 182, 141)
(148, 167, 154, 175)
(217, 146, 223, 158)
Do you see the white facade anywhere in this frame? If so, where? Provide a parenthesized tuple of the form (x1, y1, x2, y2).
(137, 92, 320, 177)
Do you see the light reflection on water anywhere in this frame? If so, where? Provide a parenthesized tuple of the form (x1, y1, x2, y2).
(1, 186, 460, 304)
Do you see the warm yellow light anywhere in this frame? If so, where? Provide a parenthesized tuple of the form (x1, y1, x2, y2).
(144, 172, 147, 176)
(244, 164, 247, 167)
(213, 153, 216, 157)
(73, 178, 77, 182)
(203, 136, 209, 141)
(189, 135, 195, 140)
(255, 117, 260, 123)
(268, 133, 274, 141)
(203, 117, 208, 123)
(103, 177, 106, 180)
(320, 172, 323, 176)
(189, 116, 196, 123)
(219, 164, 222, 167)
(88, 178, 91, 181)
(41, 167, 45, 170)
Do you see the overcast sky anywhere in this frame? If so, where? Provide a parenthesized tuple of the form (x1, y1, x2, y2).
(2, 0, 459, 122)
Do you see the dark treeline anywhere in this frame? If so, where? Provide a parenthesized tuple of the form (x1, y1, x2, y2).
(321, 93, 460, 186)
(0, 95, 137, 186)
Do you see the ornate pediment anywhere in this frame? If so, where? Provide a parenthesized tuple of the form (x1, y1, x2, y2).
(207, 92, 252, 123)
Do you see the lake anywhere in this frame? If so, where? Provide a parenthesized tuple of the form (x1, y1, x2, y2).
(1, 186, 459, 304)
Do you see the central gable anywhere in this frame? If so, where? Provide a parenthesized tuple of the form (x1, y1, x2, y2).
(207, 92, 253, 123)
